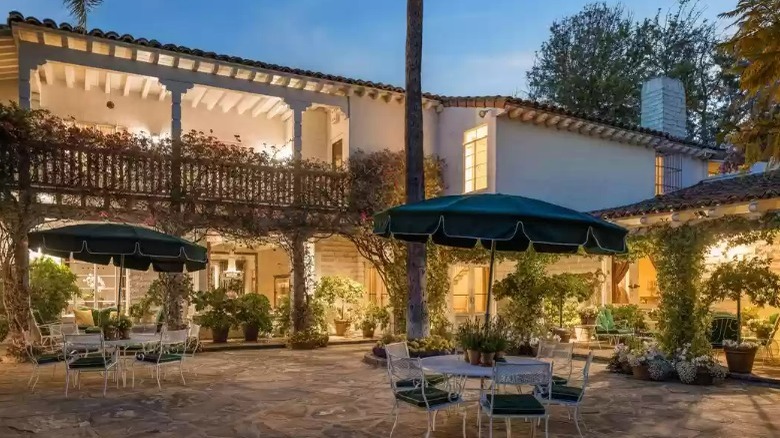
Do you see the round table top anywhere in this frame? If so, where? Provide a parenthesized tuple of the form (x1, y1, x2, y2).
(420, 354, 546, 378)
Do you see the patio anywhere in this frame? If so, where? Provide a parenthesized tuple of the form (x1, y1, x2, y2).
(1, 345, 779, 437)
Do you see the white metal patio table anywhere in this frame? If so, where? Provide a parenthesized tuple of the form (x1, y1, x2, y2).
(75, 334, 160, 387)
(421, 355, 546, 379)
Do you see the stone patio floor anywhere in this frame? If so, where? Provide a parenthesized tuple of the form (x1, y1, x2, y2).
(1, 345, 780, 437)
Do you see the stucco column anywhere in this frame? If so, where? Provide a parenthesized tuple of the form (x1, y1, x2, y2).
(18, 67, 31, 110)
(160, 80, 193, 141)
(289, 101, 309, 160)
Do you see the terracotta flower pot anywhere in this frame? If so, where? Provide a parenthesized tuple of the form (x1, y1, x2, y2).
(334, 320, 350, 336)
(552, 327, 571, 343)
(580, 315, 596, 326)
(632, 364, 651, 380)
(724, 346, 757, 374)
(243, 324, 260, 342)
(361, 325, 376, 339)
(468, 349, 482, 366)
(480, 352, 495, 367)
(211, 326, 229, 343)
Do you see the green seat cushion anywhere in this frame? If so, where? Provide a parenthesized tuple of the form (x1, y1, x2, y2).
(396, 374, 447, 388)
(482, 394, 546, 416)
(551, 385, 582, 402)
(552, 375, 568, 386)
(69, 357, 113, 369)
(395, 387, 458, 408)
(35, 353, 64, 365)
(137, 353, 183, 363)
(83, 326, 102, 334)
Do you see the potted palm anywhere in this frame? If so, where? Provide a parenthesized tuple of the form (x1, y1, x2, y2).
(113, 314, 133, 340)
(703, 257, 780, 374)
(357, 303, 390, 338)
(236, 294, 273, 342)
(315, 276, 364, 336)
(193, 288, 238, 343)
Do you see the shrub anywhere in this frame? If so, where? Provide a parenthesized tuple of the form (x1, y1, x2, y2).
(315, 276, 364, 322)
(607, 304, 647, 331)
(192, 288, 238, 331)
(236, 294, 273, 334)
(29, 258, 80, 323)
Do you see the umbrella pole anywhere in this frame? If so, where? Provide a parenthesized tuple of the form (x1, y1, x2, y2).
(485, 240, 496, 322)
(118, 255, 125, 315)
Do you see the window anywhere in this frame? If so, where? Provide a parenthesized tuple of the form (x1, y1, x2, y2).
(708, 161, 723, 176)
(451, 266, 489, 314)
(364, 265, 389, 307)
(655, 153, 682, 195)
(464, 125, 488, 193)
(331, 139, 343, 169)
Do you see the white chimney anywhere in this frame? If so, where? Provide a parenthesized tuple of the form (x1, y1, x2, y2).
(641, 76, 687, 139)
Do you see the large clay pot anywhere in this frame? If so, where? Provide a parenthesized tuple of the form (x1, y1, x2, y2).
(468, 349, 482, 366)
(361, 325, 376, 339)
(211, 326, 230, 343)
(632, 364, 651, 380)
(580, 315, 597, 326)
(724, 346, 757, 374)
(480, 352, 495, 367)
(552, 327, 571, 343)
(334, 320, 350, 336)
(243, 324, 260, 342)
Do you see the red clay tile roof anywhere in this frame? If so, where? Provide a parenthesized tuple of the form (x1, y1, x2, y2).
(8, 11, 715, 152)
(594, 170, 780, 219)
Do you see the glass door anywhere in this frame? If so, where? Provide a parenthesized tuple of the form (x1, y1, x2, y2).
(451, 266, 489, 324)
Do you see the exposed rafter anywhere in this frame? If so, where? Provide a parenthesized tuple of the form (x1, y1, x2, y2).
(236, 95, 261, 115)
(266, 101, 287, 119)
(42, 63, 55, 86)
(104, 72, 112, 94)
(207, 90, 226, 111)
(64, 65, 75, 89)
(253, 97, 279, 117)
(141, 77, 153, 99)
(123, 75, 133, 97)
(190, 87, 207, 108)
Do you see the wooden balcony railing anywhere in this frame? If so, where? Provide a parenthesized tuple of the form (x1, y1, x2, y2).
(2, 144, 349, 211)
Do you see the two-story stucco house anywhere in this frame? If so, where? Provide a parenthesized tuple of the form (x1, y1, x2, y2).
(0, 12, 722, 325)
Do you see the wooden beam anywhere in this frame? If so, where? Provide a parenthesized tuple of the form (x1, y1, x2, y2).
(280, 110, 293, 122)
(266, 101, 287, 119)
(123, 75, 133, 97)
(43, 63, 55, 85)
(190, 87, 207, 108)
(141, 77, 153, 99)
(206, 90, 225, 111)
(64, 65, 75, 89)
(253, 97, 279, 117)
(236, 95, 261, 115)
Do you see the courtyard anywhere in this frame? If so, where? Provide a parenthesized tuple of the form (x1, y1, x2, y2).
(0, 345, 778, 437)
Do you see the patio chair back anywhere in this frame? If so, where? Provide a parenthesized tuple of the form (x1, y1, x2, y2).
(387, 354, 424, 392)
(536, 340, 556, 359)
(385, 341, 410, 359)
(550, 342, 574, 380)
(710, 315, 739, 348)
(189, 323, 201, 339)
(579, 351, 594, 401)
(484, 361, 552, 415)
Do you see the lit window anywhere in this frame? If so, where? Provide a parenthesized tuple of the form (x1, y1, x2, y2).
(364, 265, 389, 307)
(655, 154, 682, 195)
(464, 125, 488, 193)
(708, 161, 722, 176)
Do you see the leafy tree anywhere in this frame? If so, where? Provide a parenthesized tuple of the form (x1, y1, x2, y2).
(720, 0, 780, 163)
(528, 1, 734, 144)
(29, 258, 80, 323)
(63, 0, 102, 29)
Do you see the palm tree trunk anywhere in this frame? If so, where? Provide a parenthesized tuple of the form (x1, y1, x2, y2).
(405, 0, 429, 340)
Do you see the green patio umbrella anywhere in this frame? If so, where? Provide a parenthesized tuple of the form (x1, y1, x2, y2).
(373, 193, 628, 320)
(28, 223, 208, 313)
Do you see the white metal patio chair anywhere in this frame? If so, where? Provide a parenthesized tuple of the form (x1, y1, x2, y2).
(538, 351, 594, 438)
(22, 330, 64, 391)
(387, 354, 467, 438)
(49, 323, 79, 346)
(29, 309, 58, 348)
(132, 328, 188, 389)
(385, 341, 410, 358)
(63, 333, 119, 397)
(537, 341, 574, 386)
(479, 361, 553, 438)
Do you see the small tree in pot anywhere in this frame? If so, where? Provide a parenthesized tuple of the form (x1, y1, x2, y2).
(315, 276, 364, 336)
(193, 288, 238, 343)
(703, 257, 780, 374)
(545, 272, 599, 342)
(236, 294, 273, 342)
(356, 303, 390, 338)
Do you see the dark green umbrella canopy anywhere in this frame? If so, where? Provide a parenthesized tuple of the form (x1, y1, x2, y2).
(373, 193, 627, 254)
(28, 223, 208, 273)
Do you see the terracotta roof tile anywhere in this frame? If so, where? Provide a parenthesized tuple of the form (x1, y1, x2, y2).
(8, 11, 715, 151)
(593, 170, 780, 219)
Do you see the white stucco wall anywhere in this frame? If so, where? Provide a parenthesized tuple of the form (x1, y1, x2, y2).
(0, 79, 17, 103)
(436, 107, 496, 195)
(680, 154, 708, 189)
(347, 94, 437, 156)
(182, 99, 287, 150)
(494, 117, 660, 211)
(301, 108, 328, 161)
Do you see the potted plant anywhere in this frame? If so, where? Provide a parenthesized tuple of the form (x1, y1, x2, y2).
(357, 304, 390, 339)
(546, 272, 599, 343)
(100, 318, 117, 341)
(673, 343, 728, 385)
(112, 314, 133, 340)
(607, 343, 633, 375)
(703, 257, 780, 374)
(193, 288, 237, 343)
(578, 304, 599, 325)
(236, 294, 273, 342)
(627, 342, 671, 381)
(456, 318, 483, 364)
(287, 328, 329, 350)
(315, 276, 364, 336)
(747, 316, 775, 340)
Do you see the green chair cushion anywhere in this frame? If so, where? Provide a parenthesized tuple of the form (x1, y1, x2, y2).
(552, 376, 568, 386)
(551, 385, 583, 402)
(35, 353, 64, 365)
(83, 326, 102, 334)
(483, 394, 546, 416)
(137, 353, 183, 363)
(395, 387, 457, 408)
(396, 374, 447, 388)
(69, 357, 113, 369)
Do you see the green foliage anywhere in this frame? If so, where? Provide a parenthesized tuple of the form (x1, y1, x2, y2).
(494, 252, 555, 342)
(481, 317, 510, 354)
(236, 293, 273, 334)
(606, 304, 647, 331)
(286, 327, 329, 349)
(111, 314, 132, 331)
(703, 257, 780, 307)
(357, 303, 390, 331)
(407, 335, 455, 356)
(545, 271, 600, 328)
(528, 1, 736, 144)
(314, 276, 364, 322)
(455, 317, 484, 351)
(193, 288, 238, 331)
(275, 294, 328, 336)
(29, 258, 80, 323)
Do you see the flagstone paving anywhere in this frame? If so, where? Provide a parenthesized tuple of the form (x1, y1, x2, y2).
(0, 344, 779, 437)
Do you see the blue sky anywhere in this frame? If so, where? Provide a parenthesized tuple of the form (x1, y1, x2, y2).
(6, 0, 737, 96)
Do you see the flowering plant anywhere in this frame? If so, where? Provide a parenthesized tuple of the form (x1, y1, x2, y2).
(607, 343, 633, 374)
(673, 343, 728, 383)
(723, 339, 759, 350)
(578, 304, 599, 319)
(627, 341, 672, 380)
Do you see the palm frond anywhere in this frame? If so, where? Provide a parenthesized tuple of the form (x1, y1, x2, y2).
(63, 0, 103, 30)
